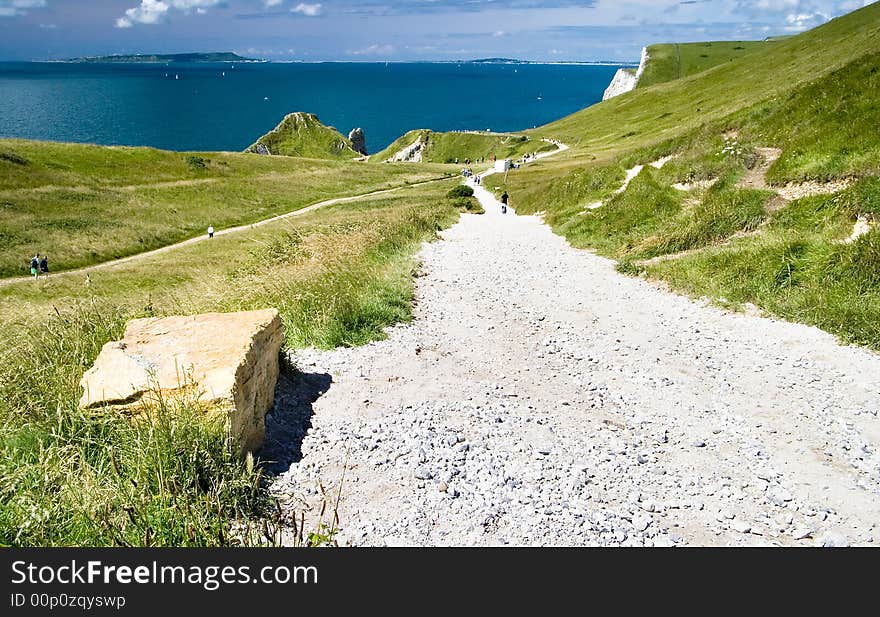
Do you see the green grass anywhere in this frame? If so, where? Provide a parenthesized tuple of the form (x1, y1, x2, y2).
(246, 112, 359, 159)
(0, 180, 461, 546)
(558, 168, 684, 255)
(632, 182, 771, 259)
(371, 129, 553, 164)
(0, 138, 454, 277)
(529, 3, 880, 154)
(647, 180, 880, 347)
(735, 51, 880, 183)
(638, 41, 771, 88)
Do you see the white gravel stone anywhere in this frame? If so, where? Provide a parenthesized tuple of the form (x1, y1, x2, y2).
(266, 172, 880, 547)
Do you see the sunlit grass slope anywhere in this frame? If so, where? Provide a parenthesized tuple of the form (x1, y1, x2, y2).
(371, 129, 553, 164)
(638, 40, 771, 88)
(0, 138, 453, 277)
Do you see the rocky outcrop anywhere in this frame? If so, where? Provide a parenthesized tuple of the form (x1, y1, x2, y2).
(349, 128, 368, 155)
(603, 47, 649, 101)
(388, 133, 428, 163)
(80, 309, 284, 455)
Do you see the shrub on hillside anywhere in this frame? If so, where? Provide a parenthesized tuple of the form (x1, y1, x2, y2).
(447, 185, 474, 198)
(187, 156, 209, 170)
(0, 151, 28, 166)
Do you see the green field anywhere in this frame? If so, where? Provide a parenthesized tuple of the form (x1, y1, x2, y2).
(0, 139, 453, 277)
(638, 40, 771, 88)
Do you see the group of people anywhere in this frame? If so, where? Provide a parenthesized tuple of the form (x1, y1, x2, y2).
(29, 254, 49, 279)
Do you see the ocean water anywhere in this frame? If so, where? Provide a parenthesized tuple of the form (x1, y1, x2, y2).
(0, 61, 623, 153)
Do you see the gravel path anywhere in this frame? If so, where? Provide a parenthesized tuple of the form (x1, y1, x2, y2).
(267, 169, 880, 547)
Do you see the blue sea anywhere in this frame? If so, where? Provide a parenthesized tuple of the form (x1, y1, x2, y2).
(0, 62, 623, 153)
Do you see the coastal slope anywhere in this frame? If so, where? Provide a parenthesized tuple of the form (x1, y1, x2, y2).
(247, 112, 361, 160)
(486, 1, 880, 349)
(372, 129, 554, 164)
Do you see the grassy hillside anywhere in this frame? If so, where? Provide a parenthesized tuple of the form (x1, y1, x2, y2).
(372, 129, 553, 164)
(0, 179, 461, 546)
(246, 112, 359, 159)
(529, 3, 880, 154)
(0, 139, 453, 277)
(638, 41, 771, 88)
(486, 2, 880, 348)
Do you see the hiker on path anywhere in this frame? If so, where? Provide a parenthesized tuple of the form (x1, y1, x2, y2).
(501, 191, 509, 214)
(39, 255, 48, 277)
(30, 254, 39, 279)
(208, 225, 214, 239)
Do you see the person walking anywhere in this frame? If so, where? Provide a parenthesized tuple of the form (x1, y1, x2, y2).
(207, 225, 214, 239)
(30, 254, 40, 279)
(39, 255, 49, 277)
(501, 191, 509, 214)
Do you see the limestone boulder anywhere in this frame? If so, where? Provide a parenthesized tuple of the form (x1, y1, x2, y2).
(79, 309, 284, 455)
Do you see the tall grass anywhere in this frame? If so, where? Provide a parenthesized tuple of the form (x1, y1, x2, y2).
(0, 302, 267, 546)
(647, 179, 880, 348)
(0, 187, 458, 546)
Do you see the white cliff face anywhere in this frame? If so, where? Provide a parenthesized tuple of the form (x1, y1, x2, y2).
(603, 46, 649, 101)
(602, 68, 638, 100)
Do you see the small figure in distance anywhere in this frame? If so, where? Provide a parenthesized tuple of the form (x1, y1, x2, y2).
(39, 255, 49, 278)
(30, 254, 40, 280)
(501, 191, 509, 214)
(208, 225, 214, 239)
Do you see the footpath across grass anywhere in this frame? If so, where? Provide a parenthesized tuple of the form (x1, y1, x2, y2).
(0, 139, 453, 277)
(0, 180, 460, 546)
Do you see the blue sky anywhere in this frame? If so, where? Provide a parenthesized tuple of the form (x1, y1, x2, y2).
(0, 0, 873, 62)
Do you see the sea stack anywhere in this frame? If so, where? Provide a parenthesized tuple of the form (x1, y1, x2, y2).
(349, 127, 368, 155)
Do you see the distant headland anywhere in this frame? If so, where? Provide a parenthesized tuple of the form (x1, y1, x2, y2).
(63, 52, 262, 64)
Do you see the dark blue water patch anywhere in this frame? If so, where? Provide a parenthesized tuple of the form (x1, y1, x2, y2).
(0, 62, 622, 153)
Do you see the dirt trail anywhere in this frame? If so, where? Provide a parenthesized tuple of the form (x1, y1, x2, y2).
(584, 155, 674, 211)
(740, 147, 782, 190)
(267, 144, 880, 547)
(0, 177, 448, 288)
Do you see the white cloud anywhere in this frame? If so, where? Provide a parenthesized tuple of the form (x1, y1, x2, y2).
(265, 0, 284, 6)
(350, 43, 395, 56)
(292, 3, 322, 16)
(0, 0, 47, 18)
(116, 0, 223, 29)
(784, 10, 829, 30)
